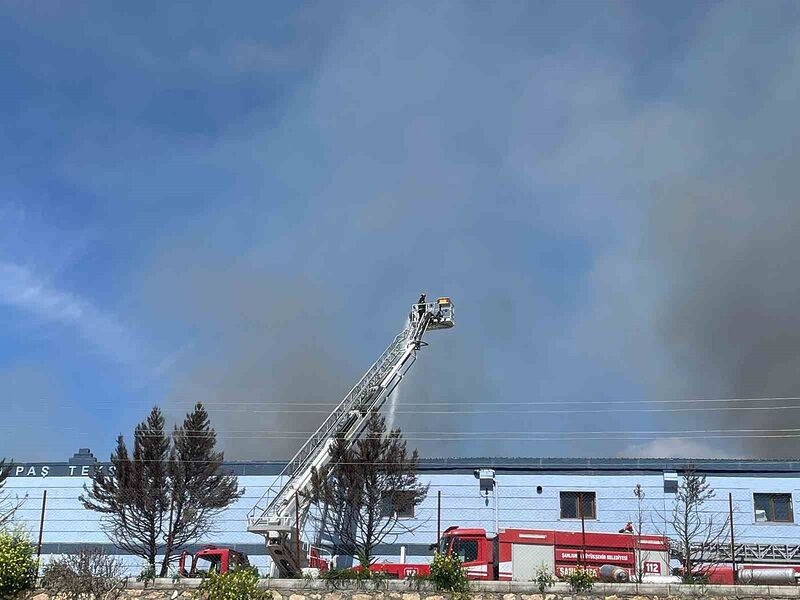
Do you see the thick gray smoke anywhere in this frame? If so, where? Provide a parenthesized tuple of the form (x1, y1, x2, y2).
(132, 2, 800, 460)
(641, 169, 800, 457)
(521, 2, 800, 458)
(633, 8, 800, 457)
(136, 235, 493, 460)
(136, 243, 355, 459)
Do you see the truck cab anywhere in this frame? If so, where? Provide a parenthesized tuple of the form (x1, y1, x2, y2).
(178, 546, 250, 577)
(438, 527, 495, 580)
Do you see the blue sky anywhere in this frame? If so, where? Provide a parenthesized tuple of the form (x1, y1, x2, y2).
(2, 1, 800, 461)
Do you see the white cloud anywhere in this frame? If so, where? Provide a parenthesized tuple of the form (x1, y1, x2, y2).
(0, 261, 140, 366)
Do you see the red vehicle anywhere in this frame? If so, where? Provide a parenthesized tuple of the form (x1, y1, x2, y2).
(371, 525, 671, 582)
(178, 546, 250, 577)
(307, 547, 332, 572)
(711, 565, 800, 585)
(178, 544, 330, 578)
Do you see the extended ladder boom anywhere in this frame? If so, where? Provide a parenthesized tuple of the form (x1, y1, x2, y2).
(247, 297, 454, 577)
(691, 542, 800, 564)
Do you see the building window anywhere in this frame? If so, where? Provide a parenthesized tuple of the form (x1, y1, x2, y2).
(560, 491, 596, 519)
(381, 490, 416, 518)
(754, 493, 794, 523)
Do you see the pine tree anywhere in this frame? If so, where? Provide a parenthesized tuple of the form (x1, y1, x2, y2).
(82, 404, 243, 575)
(310, 413, 428, 566)
(159, 403, 244, 576)
(81, 407, 170, 570)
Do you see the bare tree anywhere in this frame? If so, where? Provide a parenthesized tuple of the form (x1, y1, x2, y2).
(41, 547, 127, 600)
(81, 408, 170, 570)
(658, 467, 730, 582)
(0, 459, 26, 528)
(310, 413, 428, 567)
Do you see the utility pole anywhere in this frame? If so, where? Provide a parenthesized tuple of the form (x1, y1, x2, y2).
(580, 510, 587, 566)
(729, 493, 737, 583)
(36, 490, 47, 567)
(436, 490, 441, 547)
(494, 478, 499, 536)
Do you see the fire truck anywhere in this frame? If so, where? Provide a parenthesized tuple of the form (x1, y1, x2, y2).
(371, 527, 800, 585)
(688, 543, 800, 585)
(371, 525, 671, 582)
(178, 546, 250, 577)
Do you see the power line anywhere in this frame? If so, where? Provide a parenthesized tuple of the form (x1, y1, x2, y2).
(8, 431, 800, 441)
(26, 426, 800, 435)
(18, 395, 800, 410)
(7, 404, 800, 427)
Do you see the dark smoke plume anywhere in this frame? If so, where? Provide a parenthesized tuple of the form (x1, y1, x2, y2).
(643, 164, 800, 457)
(132, 2, 800, 461)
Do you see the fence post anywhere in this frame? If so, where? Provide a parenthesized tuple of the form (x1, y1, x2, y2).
(580, 512, 586, 567)
(436, 490, 442, 548)
(729, 492, 737, 583)
(494, 477, 500, 535)
(36, 490, 47, 567)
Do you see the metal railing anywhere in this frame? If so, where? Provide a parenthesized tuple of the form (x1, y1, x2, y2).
(694, 542, 800, 564)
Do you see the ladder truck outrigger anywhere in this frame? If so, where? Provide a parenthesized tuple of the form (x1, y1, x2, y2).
(247, 296, 455, 578)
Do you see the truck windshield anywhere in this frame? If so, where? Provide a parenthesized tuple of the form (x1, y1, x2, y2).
(437, 536, 450, 554)
(451, 538, 479, 563)
(195, 556, 220, 575)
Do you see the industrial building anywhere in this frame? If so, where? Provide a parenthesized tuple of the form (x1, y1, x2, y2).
(4, 448, 799, 574)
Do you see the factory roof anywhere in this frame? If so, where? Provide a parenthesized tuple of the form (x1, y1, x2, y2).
(5, 448, 800, 478)
(416, 456, 800, 475)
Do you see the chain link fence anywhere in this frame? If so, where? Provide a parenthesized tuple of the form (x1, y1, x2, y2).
(4, 476, 799, 580)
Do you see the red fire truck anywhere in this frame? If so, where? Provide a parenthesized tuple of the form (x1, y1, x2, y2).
(178, 546, 251, 577)
(371, 525, 671, 582)
(373, 528, 800, 585)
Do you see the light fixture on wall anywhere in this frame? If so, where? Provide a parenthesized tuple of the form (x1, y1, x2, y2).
(474, 468, 498, 534)
(474, 469, 496, 505)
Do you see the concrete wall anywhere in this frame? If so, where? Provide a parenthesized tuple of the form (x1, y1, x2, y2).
(20, 579, 800, 599)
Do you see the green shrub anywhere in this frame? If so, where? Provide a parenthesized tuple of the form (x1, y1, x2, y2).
(0, 529, 37, 598)
(136, 563, 156, 587)
(562, 566, 594, 593)
(405, 571, 433, 591)
(534, 563, 556, 595)
(681, 571, 710, 585)
(198, 567, 271, 600)
(320, 567, 365, 589)
(319, 566, 391, 590)
(429, 552, 469, 594)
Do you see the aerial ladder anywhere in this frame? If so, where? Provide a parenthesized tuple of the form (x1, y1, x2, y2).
(692, 541, 800, 564)
(247, 296, 455, 577)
